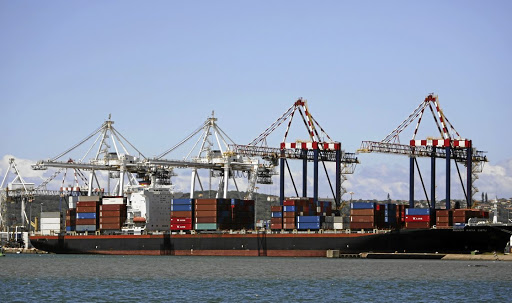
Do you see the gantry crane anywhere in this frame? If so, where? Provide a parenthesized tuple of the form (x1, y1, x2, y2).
(232, 98, 359, 208)
(32, 116, 157, 196)
(359, 93, 487, 209)
(149, 112, 264, 199)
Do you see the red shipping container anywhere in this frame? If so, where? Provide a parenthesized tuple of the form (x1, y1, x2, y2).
(100, 223, 122, 230)
(170, 223, 193, 230)
(350, 222, 375, 229)
(76, 218, 96, 225)
(405, 221, 431, 229)
(271, 223, 283, 229)
(271, 206, 283, 212)
(100, 211, 123, 217)
(283, 223, 296, 229)
(436, 210, 453, 217)
(351, 215, 375, 223)
(436, 216, 452, 223)
(405, 215, 431, 222)
(283, 217, 296, 223)
(350, 209, 375, 216)
(171, 217, 192, 224)
(453, 216, 466, 223)
(195, 204, 216, 211)
(283, 200, 296, 206)
(283, 212, 295, 218)
(76, 201, 98, 207)
(195, 210, 217, 217)
(195, 217, 217, 223)
(99, 217, 124, 224)
(76, 206, 97, 213)
(100, 204, 126, 211)
(270, 218, 282, 224)
(194, 199, 217, 205)
(171, 211, 193, 217)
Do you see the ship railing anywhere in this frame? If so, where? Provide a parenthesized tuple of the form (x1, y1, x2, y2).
(467, 218, 490, 226)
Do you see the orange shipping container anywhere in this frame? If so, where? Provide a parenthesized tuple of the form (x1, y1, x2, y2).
(76, 206, 97, 213)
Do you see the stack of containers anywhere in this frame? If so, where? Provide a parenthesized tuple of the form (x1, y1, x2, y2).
(170, 198, 194, 231)
(436, 210, 453, 228)
(384, 203, 397, 229)
(404, 208, 433, 229)
(194, 199, 232, 230)
(66, 196, 77, 232)
(350, 202, 377, 229)
(317, 201, 333, 216)
(270, 206, 283, 230)
(297, 215, 323, 230)
(231, 199, 255, 230)
(283, 199, 299, 229)
(65, 208, 76, 232)
(453, 209, 488, 224)
(99, 196, 127, 231)
(40, 212, 61, 235)
(396, 204, 407, 229)
(76, 196, 100, 232)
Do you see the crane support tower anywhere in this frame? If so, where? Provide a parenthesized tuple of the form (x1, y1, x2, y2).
(232, 98, 358, 208)
(359, 93, 487, 210)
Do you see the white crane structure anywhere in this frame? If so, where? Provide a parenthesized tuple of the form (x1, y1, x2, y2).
(32, 116, 155, 196)
(150, 112, 272, 199)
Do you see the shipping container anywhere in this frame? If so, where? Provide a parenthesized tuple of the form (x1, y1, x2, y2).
(350, 209, 375, 216)
(270, 218, 282, 224)
(100, 211, 124, 217)
(102, 197, 126, 205)
(76, 212, 97, 219)
(170, 211, 193, 217)
(194, 223, 218, 230)
(195, 217, 217, 223)
(76, 201, 99, 207)
(405, 221, 431, 229)
(283, 206, 296, 212)
(350, 202, 376, 209)
(297, 216, 321, 223)
(405, 208, 431, 216)
(297, 222, 321, 230)
(171, 198, 194, 205)
(170, 223, 193, 230)
(195, 204, 217, 211)
(283, 223, 296, 229)
(100, 204, 127, 211)
(349, 222, 375, 229)
(350, 215, 375, 223)
(75, 225, 97, 232)
(270, 206, 283, 212)
(76, 206, 98, 213)
(171, 204, 193, 212)
(76, 218, 96, 225)
(99, 223, 122, 230)
(405, 215, 431, 222)
(271, 211, 283, 218)
(78, 196, 100, 202)
(270, 223, 283, 229)
(99, 217, 125, 224)
(171, 217, 192, 224)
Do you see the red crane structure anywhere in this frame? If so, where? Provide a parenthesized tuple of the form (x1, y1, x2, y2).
(359, 94, 487, 210)
(232, 98, 358, 208)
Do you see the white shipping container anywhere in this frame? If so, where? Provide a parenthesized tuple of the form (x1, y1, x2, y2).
(41, 218, 61, 224)
(41, 229, 60, 236)
(333, 222, 345, 230)
(69, 196, 79, 209)
(41, 212, 60, 219)
(102, 197, 125, 205)
(41, 223, 61, 230)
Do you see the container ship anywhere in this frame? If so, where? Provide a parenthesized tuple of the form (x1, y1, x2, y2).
(30, 190, 512, 256)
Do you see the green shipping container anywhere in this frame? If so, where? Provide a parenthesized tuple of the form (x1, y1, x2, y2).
(194, 223, 218, 230)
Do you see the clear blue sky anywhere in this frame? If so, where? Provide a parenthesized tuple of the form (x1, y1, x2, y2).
(1, 1, 511, 199)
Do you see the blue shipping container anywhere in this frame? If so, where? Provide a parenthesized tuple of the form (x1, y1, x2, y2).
(283, 206, 296, 212)
(297, 222, 321, 230)
(297, 216, 321, 223)
(171, 204, 193, 211)
(350, 202, 376, 209)
(405, 208, 431, 216)
(271, 211, 282, 218)
(171, 199, 194, 205)
(65, 226, 75, 231)
(76, 212, 96, 219)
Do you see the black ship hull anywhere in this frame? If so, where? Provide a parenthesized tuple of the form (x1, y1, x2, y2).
(30, 225, 512, 256)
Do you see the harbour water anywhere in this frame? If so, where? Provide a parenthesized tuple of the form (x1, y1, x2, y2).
(1, 254, 511, 302)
